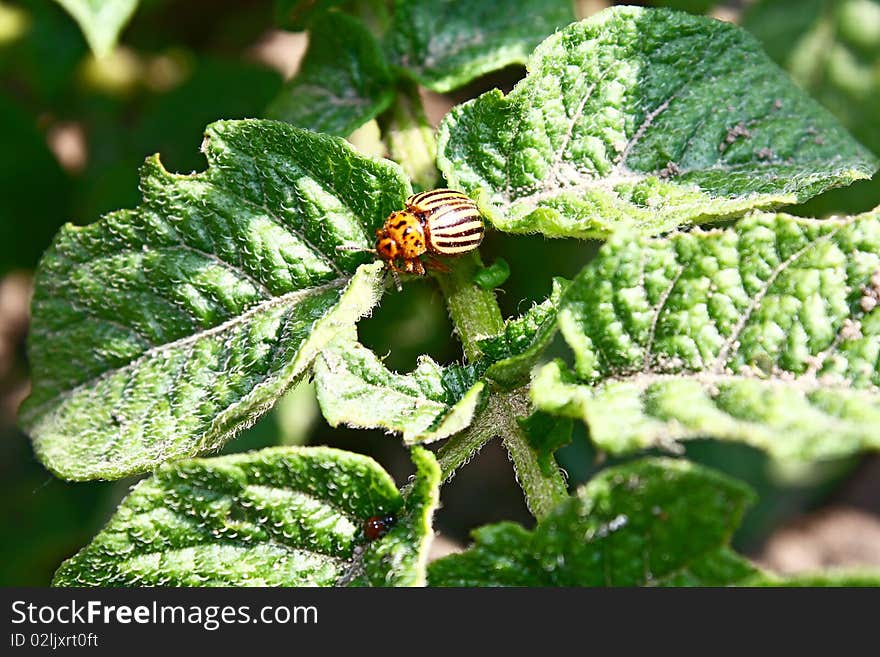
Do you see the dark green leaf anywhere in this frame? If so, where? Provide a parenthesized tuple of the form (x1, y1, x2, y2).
(477, 278, 567, 386)
(438, 6, 878, 238)
(474, 258, 510, 290)
(533, 207, 880, 461)
(20, 119, 409, 480)
(53, 446, 440, 586)
(744, 0, 880, 216)
(428, 457, 762, 586)
(266, 12, 395, 137)
(387, 0, 574, 92)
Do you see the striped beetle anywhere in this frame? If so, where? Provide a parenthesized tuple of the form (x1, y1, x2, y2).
(339, 189, 484, 289)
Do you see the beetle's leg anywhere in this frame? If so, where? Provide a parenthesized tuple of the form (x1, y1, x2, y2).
(400, 258, 424, 276)
(383, 261, 404, 291)
(336, 244, 377, 254)
(389, 267, 402, 291)
(411, 258, 426, 276)
(422, 256, 450, 273)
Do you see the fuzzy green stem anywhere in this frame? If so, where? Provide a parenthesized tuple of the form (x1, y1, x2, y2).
(436, 389, 569, 517)
(498, 390, 568, 519)
(433, 251, 504, 363)
(381, 82, 439, 190)
(387, 75, 564, 517)
(436, 411, 496, 482)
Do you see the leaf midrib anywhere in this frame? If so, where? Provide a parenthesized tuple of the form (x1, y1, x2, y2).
(22, 277, 349, 423)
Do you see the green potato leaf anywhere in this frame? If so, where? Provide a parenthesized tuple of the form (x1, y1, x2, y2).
(53, 446, 440, 586)
(387, 0, 574, 92)
(744, 0, 880, 216)
(313, 277, 569, 444)
(20, 119, 410, 480)
(266, 12, 396, 137)
(54, 0, 139, 57)
(314, 333, 486, 444)
(477, 277, 567, 387)
(428, 457, 763, 586)
(533, 207, 880, 461)
(438, 6, 878, 238)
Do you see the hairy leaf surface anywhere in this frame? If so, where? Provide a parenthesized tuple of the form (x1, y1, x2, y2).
(428, 458, 761, 586)
(533, 208, 880, 460)
(21, 119, 409, 480)
(438, 6, 877, 238)
(53, 446, 439, 586)
(477, 278, 567, 387)
(313, 277, 570, 443)
(314, 334, 485, 444)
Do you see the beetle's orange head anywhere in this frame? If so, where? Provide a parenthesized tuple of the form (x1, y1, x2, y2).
(376, 234, 399, 260)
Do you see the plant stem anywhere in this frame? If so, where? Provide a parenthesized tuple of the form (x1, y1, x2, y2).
(436, 411, 496, 482)
(381, 81, 439, 190)
(433, 251, 506, 479)
(497, 390, 569, 519)
(390, 77, 566, 518)
(433, 251, 504, 363)
(436, 389, 569, 517)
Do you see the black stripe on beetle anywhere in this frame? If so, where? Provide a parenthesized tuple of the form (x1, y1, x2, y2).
(434, 227, 483, 238)
(432, 217, 481, 229)
(366, 189, 485, 284)
(433, 237, 483, 248)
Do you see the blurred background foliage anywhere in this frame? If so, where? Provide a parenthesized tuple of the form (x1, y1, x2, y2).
(2, 0, 879, 585)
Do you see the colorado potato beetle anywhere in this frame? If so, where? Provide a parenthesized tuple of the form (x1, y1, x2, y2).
(339, 189, 484, 289)
(364, 514, 396, 541)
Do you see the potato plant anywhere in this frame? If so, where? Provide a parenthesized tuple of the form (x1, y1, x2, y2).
(22, 0, 880, 586)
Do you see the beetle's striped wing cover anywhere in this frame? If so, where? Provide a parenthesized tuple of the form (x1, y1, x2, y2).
(408, 189, 484, 255)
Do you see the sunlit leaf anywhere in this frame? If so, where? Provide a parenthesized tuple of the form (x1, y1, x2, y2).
(533, 207, 880, 461)
(53, 446, 440, 586)
(314, 333, 485, 444)
(20, 119, 409, 480)
(439, 6, 877, 238)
